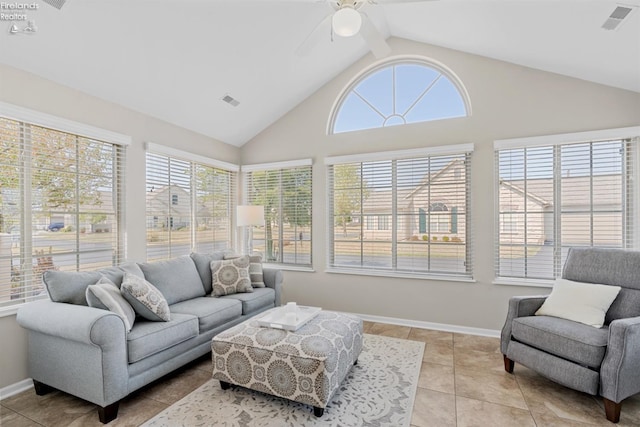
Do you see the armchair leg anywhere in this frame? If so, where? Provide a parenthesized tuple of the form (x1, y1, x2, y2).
(603, 398, 621, 423)
(98, 402, 120, 424)
(503, 355, 514, 373)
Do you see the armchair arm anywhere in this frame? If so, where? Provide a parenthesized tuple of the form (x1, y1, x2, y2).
(263, 268, 283, 307)
(600, 316, 640, 403)
(500, 296, 547, 354)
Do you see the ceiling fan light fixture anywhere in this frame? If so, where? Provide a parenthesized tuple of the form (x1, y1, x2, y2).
(332, 6, 362, 37)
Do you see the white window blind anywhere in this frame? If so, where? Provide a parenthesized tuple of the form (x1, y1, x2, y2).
(0, 116, 126, 308)
(326, 145, 473, 279)
(145, 149, 237, 261)
(242, 160, 312, 267)
(495, 130, 639, 282)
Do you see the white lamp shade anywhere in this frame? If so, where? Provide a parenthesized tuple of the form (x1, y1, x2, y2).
(237, 205, 265, 227)
(332, 7, 362, 37)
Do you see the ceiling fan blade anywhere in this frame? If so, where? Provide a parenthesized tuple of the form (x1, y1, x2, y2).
(295, 13, 333, 56)
(359, 14, 391, 58)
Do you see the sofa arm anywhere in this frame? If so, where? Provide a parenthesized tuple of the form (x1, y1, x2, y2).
(263, 268, 283, 306)
(600, 316, 640, 403)
(500, 296, 547, 354)
(17, 300, 126, 345)
(17, 300, 128, 407)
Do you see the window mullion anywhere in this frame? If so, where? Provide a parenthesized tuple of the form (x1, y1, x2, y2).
(391, 160, 397, 269)
(75, 135, 80, 270)
(190, 163, 196, 253)
(20, 123, 33, 296)
(552, 146, 562, 278)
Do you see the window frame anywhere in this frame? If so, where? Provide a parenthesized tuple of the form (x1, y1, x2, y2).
(241, 159, 313, 270)
(494, 126, 640, 287)
(0, 101, 130, 314)
(145, 143, 238, 262)
(327, 55, 472, 135)
(325, 143, 474, 281)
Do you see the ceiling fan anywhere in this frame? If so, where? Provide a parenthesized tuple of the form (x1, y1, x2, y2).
(296, 0, 436, 59)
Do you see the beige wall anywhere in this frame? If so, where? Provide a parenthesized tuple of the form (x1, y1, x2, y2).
(241, 38, 640, 330)
(0, 64, 240, 389)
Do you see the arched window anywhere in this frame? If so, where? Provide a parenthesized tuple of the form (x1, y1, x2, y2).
(330, 57, 470, 134)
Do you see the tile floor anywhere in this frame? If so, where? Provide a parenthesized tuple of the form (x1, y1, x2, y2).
(1, 321, 639, 426)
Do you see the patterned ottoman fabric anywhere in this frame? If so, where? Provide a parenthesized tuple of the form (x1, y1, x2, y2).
(211, 309, 363, 412)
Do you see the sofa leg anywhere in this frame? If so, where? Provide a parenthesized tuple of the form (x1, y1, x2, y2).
(603, 398, 621, 423)
(503, 355, 514, 373)
(33, 380, 54, 396)
(313, 406, 324, 417)
(220, 381, 231, 390)
(98, 402, 119, 424)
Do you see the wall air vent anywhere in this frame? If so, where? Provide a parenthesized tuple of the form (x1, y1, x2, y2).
(42, 0, 67, 9)
(221, 94, 240, 107)
(602, 5, 634, 30)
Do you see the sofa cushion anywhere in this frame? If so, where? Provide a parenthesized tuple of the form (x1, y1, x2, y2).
(121, 273, 170, 322)
(169, 297, 242, 332)
(138, 256, 205, 305)
(512, 316, 609, 368)
(190, 251, 229, 294)
(535, 278, 620, 328)
(127, 313, 198, 363)
(221, 287, 275, 315)
(211, 256, 253, 297)
(86, 276, 136, 332)
(43, 270, 102, 305)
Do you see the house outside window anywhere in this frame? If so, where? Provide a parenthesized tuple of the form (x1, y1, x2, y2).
(326, 144, 473, 279)
(495, 128, 639, 283)
(0, 107, 128, 309)
(145, 144, 237, 261)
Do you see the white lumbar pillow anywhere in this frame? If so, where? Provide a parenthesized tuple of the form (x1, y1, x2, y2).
(535, 278, 621, 328)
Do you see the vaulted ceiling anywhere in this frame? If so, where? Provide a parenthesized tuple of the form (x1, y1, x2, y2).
(1, 0, 639, 146)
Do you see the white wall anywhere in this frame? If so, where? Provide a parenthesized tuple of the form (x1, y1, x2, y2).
(241, 38, 640, 330)
(0, 64, 240, 389)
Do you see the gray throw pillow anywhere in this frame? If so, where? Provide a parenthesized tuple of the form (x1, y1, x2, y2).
(86, 276, 136, 332)
(121, 273, 170, 321)
(224, 254, 265, 288)
(211, 256, 253, 297)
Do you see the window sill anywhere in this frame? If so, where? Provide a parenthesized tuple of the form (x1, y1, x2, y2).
(326, 268, 475, 283)
(263, 264, 315, 273)
(0, 304, 21, 318)
(493, 277, 553, 288)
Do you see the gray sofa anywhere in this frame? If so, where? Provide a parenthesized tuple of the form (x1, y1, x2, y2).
(16, 252, 282, 423)
(501, 247, 640, 423)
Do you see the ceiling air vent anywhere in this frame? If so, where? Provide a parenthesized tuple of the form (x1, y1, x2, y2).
(221, 94, 240, 107)
(602, 5, 634, 30)
(42, 0, 67, 9)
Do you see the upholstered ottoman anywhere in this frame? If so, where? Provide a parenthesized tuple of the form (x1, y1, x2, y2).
(211, 309, 363, 416)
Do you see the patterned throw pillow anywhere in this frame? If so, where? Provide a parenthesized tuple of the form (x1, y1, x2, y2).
(120, 273, 170, 322)
(211, 256, 254, 297)
(223, 254, 265, 288)
(86, 276, 136, 332)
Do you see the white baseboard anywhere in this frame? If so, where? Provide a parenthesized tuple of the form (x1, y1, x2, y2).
(0, 378, 32, 401)
(353, 312, 500, 338)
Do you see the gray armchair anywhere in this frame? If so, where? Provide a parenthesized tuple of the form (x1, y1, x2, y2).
(501, 247, 640, 423)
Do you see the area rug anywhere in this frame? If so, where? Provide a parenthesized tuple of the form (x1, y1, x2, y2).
(143, 334, 425, 427)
